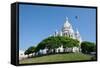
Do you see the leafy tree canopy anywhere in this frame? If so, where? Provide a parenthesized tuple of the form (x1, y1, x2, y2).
(81, 41, 96, 53)
(35, 36, 80, 52)
(24, 46, 35, 55)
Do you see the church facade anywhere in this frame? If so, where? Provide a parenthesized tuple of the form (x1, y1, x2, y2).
(53, 17, 82, 44)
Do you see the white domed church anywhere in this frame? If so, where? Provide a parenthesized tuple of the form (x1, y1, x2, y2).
(38, 17, 83, 55)
(19, 17, 83, 58)
(53, 17, 82, 43)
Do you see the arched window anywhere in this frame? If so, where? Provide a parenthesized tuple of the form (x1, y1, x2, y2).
(66, 33, 67, 36)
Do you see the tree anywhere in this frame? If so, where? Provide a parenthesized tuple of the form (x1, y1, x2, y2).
(35, 36, 61, 54)
(60, 37, 79, 52)
(24, 46, 35, 57)
(35, 36, 80, 53)
(81, 41, 96, 54)
(59, 36, 79, 48)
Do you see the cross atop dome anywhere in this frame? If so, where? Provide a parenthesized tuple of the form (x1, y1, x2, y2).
(66, 16, 68, 21)
(63, 16, 71, 28)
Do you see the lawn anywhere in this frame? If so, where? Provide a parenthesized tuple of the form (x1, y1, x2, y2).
(19, 53, 93, 64)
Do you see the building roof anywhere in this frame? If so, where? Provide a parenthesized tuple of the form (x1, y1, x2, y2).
(63, 17, 72, 28)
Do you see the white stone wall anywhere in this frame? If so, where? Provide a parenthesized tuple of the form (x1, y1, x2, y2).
(72, 47, 80, 52)
(56, 45, 64, 53)
(39, 48, 48, 55)
(19, 50, 28, 60)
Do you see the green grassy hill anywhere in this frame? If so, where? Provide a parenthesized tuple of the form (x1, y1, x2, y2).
(19, 53, 93, 64)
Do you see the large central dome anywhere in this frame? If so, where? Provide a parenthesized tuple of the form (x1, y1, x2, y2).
(63, 17, 72, 28)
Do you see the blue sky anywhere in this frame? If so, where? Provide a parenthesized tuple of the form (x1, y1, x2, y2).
(19, 4, 96, 50)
